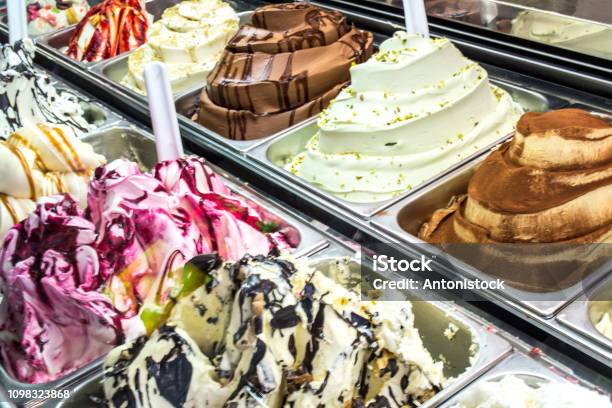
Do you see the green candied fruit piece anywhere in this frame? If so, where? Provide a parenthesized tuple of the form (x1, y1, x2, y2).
(257, 220, 280, 234)
(180, 261, 213, 295)
(141, 303, 172, 336)
(141, 254, 218, 335)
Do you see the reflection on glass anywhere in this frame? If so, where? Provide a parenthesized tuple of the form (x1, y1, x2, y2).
(373, 0, 612, 60)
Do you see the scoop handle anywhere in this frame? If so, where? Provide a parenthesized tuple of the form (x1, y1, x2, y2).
(7, 0, 28, 44)
(144, 62, 184, 162)
(403, 0, 429, 37)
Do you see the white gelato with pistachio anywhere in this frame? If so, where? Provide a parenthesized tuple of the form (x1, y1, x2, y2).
(103, 254, 446, 407)
(449, 375, 611, 408)
(594, 310, 612, 340)
(286, 32, 522, 203)
(122, 0, 238, 94)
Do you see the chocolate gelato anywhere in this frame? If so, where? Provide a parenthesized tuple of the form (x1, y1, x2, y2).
(195, 3, 374, 140)
(418, 109, 612, 291)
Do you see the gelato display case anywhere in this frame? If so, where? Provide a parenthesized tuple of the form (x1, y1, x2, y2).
(0, 0, 610, 406)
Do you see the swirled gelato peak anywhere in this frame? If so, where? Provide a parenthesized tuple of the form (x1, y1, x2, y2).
(0, 123, 106, 238)
(287, 31, 522, 203)
(418, 109, 612, 291)
(195, 2, 374, 140)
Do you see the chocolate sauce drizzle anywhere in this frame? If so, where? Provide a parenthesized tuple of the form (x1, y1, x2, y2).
(0, 39, 91, 139)
(105, 254, 441, 407)
(198, 3, 374, 140)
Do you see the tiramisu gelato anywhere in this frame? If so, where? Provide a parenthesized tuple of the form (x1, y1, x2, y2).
(449, 375, 611, 408)
(0, 156, 293, 384)
(66, 0, 150, 63)
(419, 109, 612, 291)
(103, 254, 446, 407)
(195, 3, 374, 140)
(122, 0, 238, 95)
(26, 0, 90, 36)
(0, 39, 93, 139)
(0, 122, 105, 238)
(287, 32, 521, 203)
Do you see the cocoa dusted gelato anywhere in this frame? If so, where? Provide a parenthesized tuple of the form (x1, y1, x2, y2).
(195, 3, 374, 140)
(418, 109, 612, 291)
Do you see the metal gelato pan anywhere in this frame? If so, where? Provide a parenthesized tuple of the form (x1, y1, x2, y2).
(246, 81, 565, 219)
(557, 276, 612, 352)
(0, 124, 327, 407)
(439, 352, 609, 407)
(55, 243, 512, 408)
(371, 151, 611, 318)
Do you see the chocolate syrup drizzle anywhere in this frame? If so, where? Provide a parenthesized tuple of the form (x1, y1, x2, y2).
(105, 254, 441, 407)
(199, 3, 373, 140)
(0, 39, 91, 139)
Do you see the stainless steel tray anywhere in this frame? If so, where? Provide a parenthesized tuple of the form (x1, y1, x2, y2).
(439, 352, 609, 407)
(55, 242, 512, 408)
(88, 11, 252, 100)
(371, 152, 611, 318)
(0, 124, 328, 407)
(557, 276, 612, 351)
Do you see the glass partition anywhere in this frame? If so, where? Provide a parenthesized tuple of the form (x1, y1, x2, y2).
(360, 0, 612, 61)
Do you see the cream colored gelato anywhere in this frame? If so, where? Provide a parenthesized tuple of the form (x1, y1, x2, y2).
(287, 32, 522, 203)
(512, 11, 612, 60)
(0, 123, 105, 237)
(595, 312, 612, 340)
(27, 0, 90, 36)
(122, 0, 239, 94)
(104, 254, 446, 407)
(449, 374, 611, 408)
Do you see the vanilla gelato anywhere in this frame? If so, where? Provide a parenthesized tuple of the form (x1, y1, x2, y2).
(122, 0, 238, 94)
(27, 0, 90, 36)
(595, 312, 612, 340)
(449, 374, 611, 408)
(104, 254, 446, 407)
(0, 122, 105, 237)
(512, 11, 612, 60)
(287, 32, 522, 203)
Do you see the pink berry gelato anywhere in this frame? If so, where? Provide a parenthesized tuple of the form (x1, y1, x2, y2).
(0, 156, 293, 384)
